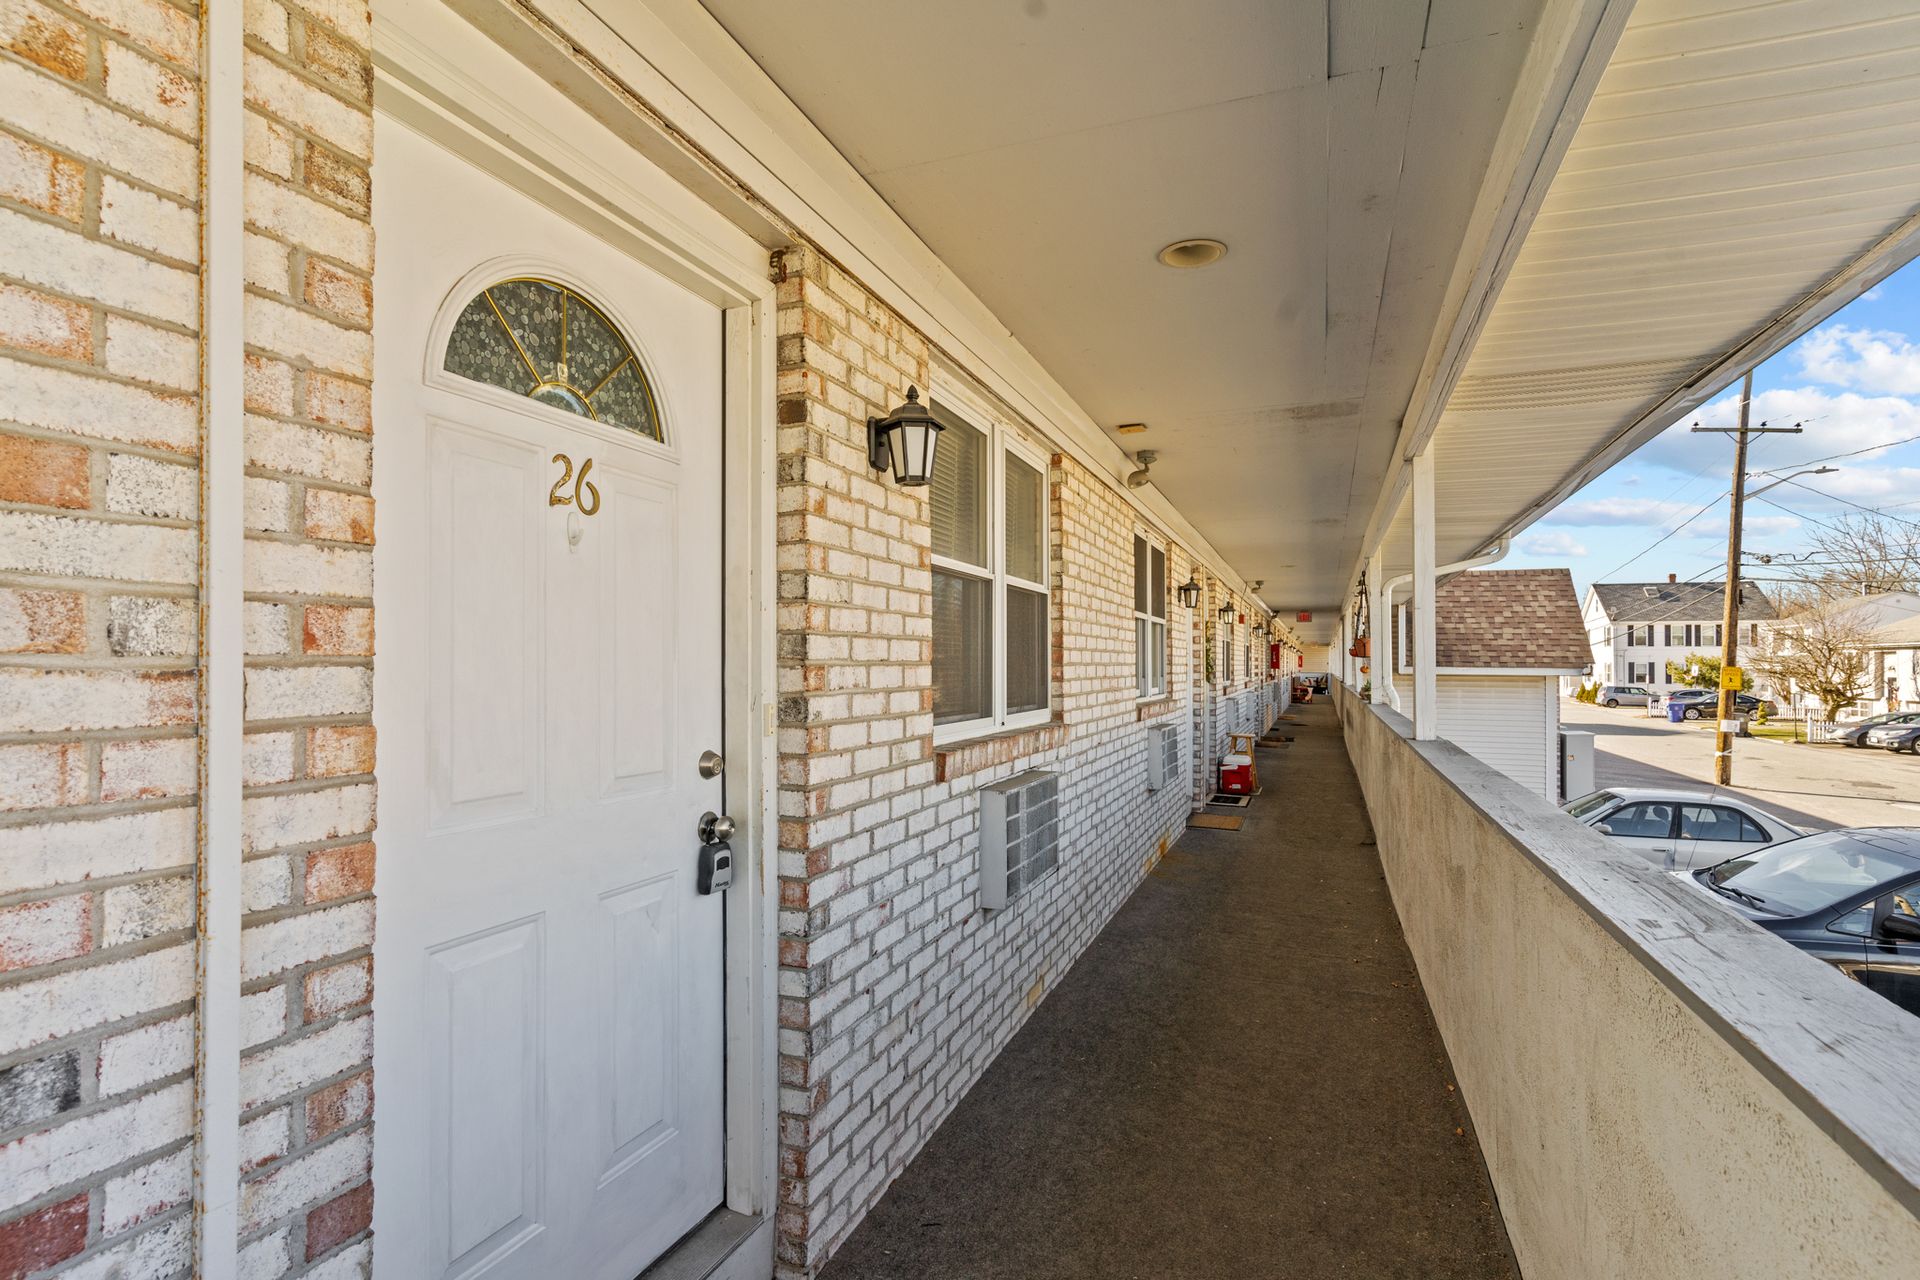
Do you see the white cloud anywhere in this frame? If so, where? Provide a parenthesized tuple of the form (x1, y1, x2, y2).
(1635, 384, 1920, 475)
(1545, 496, 1712, 528)
(1796, 324, 1920, 394)
(1519, 530, 1588, 557)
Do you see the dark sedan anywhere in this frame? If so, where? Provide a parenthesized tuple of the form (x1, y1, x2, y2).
(1664, 688, 1770, 720)
(1679, 828, 1920, 1017)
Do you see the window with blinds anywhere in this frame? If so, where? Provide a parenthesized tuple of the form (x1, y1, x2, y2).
(1134, 536, 1166, 698)
(930, 400, 1052, 740)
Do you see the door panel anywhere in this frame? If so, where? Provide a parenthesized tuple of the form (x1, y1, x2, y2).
(377, 118, 726, 1280)
(603, 470, 677, 792)
(600, 876, 676, 1171)
(428, 918, 544, 1276)
(430, 424, 545, 828)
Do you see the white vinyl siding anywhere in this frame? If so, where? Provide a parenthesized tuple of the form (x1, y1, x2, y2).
(1426, 675, 1558, 799)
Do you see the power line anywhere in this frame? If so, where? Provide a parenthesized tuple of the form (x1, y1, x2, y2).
(1779, 477, 1920, 532)
(1754, 428, 1920, 474)
(1589, 489, 1731, 583)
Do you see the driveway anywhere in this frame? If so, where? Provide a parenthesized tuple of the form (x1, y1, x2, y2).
(1559, 701, 1920, 832)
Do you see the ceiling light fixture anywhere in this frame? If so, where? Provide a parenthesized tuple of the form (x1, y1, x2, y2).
(1125, 450, 1157, 489)
(1115, 423, 1149, 435)
(1157, 238, 1227, 269)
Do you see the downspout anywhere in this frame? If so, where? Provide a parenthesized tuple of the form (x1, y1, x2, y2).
(1378, 536, 1512, 713)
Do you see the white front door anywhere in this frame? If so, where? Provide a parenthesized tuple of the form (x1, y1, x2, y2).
(374, 117, 726, 1280)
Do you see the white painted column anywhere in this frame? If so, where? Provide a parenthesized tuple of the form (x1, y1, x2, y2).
(1367, 548, 1385, 701)
(194, 2, 244, 1275)
(1413, 448, 1439, 740)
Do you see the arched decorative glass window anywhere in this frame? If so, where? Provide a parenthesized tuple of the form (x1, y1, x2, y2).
(443, 278, 661, 440)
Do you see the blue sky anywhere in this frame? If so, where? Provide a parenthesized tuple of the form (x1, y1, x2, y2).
(1500, 262, 1920, 598)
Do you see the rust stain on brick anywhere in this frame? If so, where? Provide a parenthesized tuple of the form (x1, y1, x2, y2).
(0, 1191, 89, 1273)
(1024, 967, 1048, 1010)
(304, 142, 370, 212)
(305, 841, 376, 902)
(303, 604, 375, 655)
(5, 3, 88, 81)
(305, 1181, 374, 1260)
(0, 586, 86, 653)
(305, 1069, 374, 1144)
(0, 432, 90, 508)
(304, 257, 373, 326)
(0, 281, 93, 360)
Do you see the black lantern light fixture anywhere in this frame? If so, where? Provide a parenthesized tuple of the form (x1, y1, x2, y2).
(868, 386, 943, 486)
(1217, 602, 1236, 622)
(1177, 575, 1202, 609)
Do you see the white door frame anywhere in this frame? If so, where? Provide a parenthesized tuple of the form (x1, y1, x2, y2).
(371, 4, 779, 1270)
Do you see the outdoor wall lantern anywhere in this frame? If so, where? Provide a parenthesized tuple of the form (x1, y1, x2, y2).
(1217, 603, 1236, 622)
(868, 386, 944, 486)
(1177, 576, 1203, 609)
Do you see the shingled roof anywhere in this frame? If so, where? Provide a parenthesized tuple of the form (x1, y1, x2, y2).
(1590, 580, 1777, 624)
(1429, 568, 1590, 671)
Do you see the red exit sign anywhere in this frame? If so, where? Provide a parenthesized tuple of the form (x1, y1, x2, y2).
(1296, 611, 1312, 622)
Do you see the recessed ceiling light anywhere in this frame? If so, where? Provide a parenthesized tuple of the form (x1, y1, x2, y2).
(1157, 238, 1227, 269)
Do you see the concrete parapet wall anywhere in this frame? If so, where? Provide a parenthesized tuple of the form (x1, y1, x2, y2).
(1334, 681, 1920, 1279)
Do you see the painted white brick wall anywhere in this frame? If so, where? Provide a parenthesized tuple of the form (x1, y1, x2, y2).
(769, 245, 1274, 1276)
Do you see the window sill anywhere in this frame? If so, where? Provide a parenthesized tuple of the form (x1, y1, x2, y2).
(934, 721, 1068, 783)
(1135, 695, 1179, 721)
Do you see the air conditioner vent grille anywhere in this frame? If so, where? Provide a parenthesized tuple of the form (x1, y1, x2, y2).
(978, 770, 1061, 909)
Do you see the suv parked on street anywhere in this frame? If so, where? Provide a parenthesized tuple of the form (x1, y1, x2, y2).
(1597, 685, 1653, 707)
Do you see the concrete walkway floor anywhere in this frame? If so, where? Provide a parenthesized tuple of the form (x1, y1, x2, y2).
(817, 700, 1518, 1280)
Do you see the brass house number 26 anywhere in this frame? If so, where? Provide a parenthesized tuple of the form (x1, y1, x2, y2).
(548, 453, 601, 515)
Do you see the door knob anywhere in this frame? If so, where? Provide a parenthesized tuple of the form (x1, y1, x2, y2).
(699, 811, 735, 844)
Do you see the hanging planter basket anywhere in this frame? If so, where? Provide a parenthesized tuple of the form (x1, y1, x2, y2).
(1348, 637, 1370, 658)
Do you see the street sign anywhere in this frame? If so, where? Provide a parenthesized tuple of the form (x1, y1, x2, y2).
(1720, 665, 1743, 690)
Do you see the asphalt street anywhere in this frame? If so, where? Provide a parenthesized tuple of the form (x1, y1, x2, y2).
(1559, 701, 1920, 831)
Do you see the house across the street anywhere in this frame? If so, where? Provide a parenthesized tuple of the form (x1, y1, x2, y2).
(1578, 576, 1778, 699)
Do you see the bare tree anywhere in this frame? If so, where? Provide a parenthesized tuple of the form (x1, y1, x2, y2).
(1779, 511, 1920, 598)
(1750, 600, 1876, 720)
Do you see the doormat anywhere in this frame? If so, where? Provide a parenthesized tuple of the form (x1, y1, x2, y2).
(1190, 814, 1243, 831)
(1207, 793, 1251, 808)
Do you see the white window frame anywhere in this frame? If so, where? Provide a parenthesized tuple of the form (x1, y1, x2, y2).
(929, 398, 1053, 746)
(1221, 605, 1235, 685)
(1134, 533, 1168, 700)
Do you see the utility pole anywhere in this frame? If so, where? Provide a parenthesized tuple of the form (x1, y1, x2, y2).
(1690, 370, 1802, 784)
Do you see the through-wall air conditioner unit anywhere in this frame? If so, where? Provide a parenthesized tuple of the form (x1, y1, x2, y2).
(978, 770, 1061, 910)
(1146, 723, 1181, 792)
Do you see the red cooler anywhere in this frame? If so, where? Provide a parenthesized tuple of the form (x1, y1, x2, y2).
(1218, 753, 1254, 795)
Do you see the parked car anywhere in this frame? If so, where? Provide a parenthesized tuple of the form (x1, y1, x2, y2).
(1596, 685, 1654, 708)
(1867, 721, 1920, 754)
(1562, 787, 1801, 869)
(1661, 688, 1771, 720)
(1675, 828, 1920, 1017)
(1835, 711, 1920, 747)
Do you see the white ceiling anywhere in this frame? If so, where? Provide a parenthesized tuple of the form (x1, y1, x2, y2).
(1374, 0, 1920, 583)
(695, 0, 1547, 638)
